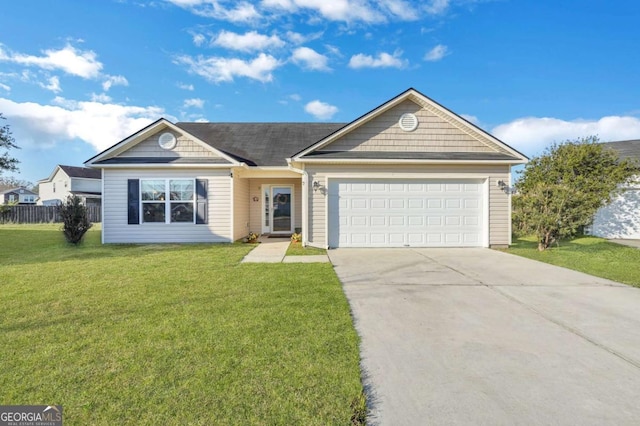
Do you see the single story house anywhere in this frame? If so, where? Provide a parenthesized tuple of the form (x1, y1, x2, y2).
(587, 140, 640, 239)
(38, 165, 102, 207)
(85, 88, 528, 248)
(1, 187, 37, 204)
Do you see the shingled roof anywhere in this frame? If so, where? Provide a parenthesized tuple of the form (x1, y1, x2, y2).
(602, 140, 640, 161)
(59, 165, 101, 179)
(175, 122, 346, 166)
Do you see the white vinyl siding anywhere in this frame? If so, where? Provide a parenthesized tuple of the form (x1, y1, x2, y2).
(71, 177, 101, 193)
(589, 181, 640, 239)
(102, 168, 232, 243)
(305, 164, 511, 248)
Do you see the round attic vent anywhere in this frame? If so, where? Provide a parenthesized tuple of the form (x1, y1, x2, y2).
(399, 113, 419, 132)
(158, 132, 177, 150)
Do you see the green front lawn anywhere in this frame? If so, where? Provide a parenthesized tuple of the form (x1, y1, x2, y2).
(0, 225, 363, 425)
(506, 236, 640, 287)
(286, 242, 327, 256)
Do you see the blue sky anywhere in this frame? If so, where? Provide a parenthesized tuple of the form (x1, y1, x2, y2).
(1, 0, 639, 184)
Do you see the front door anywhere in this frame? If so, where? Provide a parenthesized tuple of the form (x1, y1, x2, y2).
(264, 186, 293, 234)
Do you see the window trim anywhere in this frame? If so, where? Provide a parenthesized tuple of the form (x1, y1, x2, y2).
(139, 178, 196, 224)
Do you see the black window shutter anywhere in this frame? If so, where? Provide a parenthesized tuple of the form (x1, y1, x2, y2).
(195, 179, 208, 224)
(127, 179, 140, 225)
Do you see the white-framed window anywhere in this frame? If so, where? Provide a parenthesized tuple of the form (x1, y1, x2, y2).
(8, 194, 16, 202)
(140, 179, 195, 224)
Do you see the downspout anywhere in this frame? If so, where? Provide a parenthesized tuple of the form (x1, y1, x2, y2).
(287, 160, 308, 247)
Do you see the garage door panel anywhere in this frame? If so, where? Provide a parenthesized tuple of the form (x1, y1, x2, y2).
(370, 216, 386, 226)
(445, 216, 460, 226)
(329, 179, 485, 248)
(371, 198, 387, 209)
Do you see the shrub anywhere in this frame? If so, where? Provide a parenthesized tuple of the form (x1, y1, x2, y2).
(57, 195, 92, 244)
(291, 232, 302, 243)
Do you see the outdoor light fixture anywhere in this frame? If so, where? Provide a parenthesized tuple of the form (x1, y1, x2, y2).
(252, 196, 259, 202)
(313, 181, 321, 191)
(497, 180, 512, 194)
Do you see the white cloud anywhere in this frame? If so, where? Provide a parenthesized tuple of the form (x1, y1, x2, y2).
(0, 83, 10, 92)
(165, 0, 260, 22)
(177, 82, 195, 91)
(290, 93, 302, 101)
(263, 0, 385, 22)
(175, 53, 282, 83)
(305, 100, 338, 120)
(39, 76, 61, 93)
(0, 97, 167, 152)
(424, 0, 450, 14)
(424, 44, 449, 61)
(460, 114, 479, 125)
(285, 30, 324, 45)
(492, 116, 640, 156)
(212, 30, 285, 52)
(90, 93, 112, 103)
(183, 98, 205, 108)
(348, 50, 407, 69)
(102, 75, 128, 91)
(0, 43, 103, 79)
(192, 33, 206, 46)
(291, 47, 331, 71)
(324, 44, 342, 57)
(378, 0, 419, 20)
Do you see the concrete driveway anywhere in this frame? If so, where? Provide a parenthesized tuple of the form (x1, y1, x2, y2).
(329, 248, 640, 425)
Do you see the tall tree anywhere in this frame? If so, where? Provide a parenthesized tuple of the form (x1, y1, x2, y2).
(0, 176, 35, 192)
(513, 136, 638, 251)
(0, 113, 20, 175)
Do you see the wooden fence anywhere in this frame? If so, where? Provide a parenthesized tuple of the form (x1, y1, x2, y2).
(0, 205, 101, 224)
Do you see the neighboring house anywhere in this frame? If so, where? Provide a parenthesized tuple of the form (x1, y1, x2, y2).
(38, 165, 102, 207)
(1, 187, 37, 204)
(85, 88, 528, 247)
(587, 140, 640, 239)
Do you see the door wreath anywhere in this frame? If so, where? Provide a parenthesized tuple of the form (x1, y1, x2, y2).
(275, 193, 288, 204)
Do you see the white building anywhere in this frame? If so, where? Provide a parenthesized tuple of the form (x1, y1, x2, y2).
(38, 165, 102, 207)
(588, 140, 640, 240)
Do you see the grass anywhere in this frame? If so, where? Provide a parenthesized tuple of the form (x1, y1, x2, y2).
(286, 242, 327, 256)
(505, 235, 640, 287)
(0, 224, 363, 425)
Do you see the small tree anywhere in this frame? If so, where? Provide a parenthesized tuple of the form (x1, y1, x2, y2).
(0, 113, 20, 175)
(513, 136, 637, 251)
(57, 195, 92, 245)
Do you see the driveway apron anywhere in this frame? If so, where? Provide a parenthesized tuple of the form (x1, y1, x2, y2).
(329, 248, 640, 426)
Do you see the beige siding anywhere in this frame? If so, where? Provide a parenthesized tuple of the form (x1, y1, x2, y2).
(120, 130, 222, 159)
(247, 178, 302, 234)
(103, 168, 232, 243)
(323, 100, 507, 154)
(233, 176, 250, 241)
(305, 164, 511, 248)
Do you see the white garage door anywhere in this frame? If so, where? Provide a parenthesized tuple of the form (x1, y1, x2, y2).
(328, 179, 485, 248)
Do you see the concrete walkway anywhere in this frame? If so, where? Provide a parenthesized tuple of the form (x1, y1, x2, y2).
(241, 237, 330, 263)
(607, 239, 640, 249)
